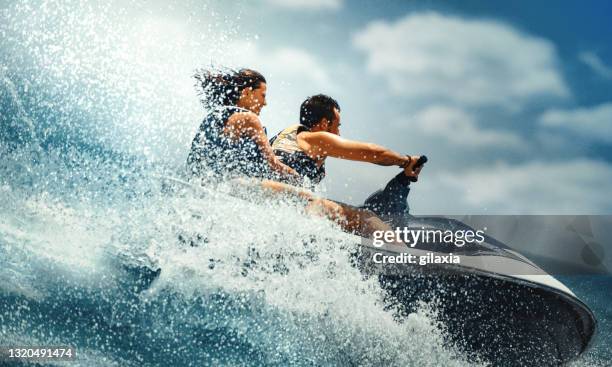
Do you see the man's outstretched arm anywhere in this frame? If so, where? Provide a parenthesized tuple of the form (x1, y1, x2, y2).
(302, 131, 413, 167)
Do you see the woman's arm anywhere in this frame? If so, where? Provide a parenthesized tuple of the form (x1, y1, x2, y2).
(301, 131, 412, 167)
(225, 112, 300, 180)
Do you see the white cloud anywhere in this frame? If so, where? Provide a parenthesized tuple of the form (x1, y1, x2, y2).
(426, 159, 612, 213)
(539, 102, 612, 144)
(225, 41, 333, 90)
(352, 13, 569, 109)
(579, 51, 612, 80)
(265, 48, 333, 88)
(264, 0, 342, 11)
(410, 105, 521, 148)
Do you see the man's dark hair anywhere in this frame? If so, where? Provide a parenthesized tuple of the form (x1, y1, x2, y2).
(300, 94, 340, 129)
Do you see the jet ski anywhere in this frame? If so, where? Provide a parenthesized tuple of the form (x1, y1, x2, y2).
(355, 216, 596, 366)
(153, 157, 597, 366)
(355, 157, 597, 366)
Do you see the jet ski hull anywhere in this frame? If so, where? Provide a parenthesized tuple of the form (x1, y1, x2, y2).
(357, 216, 597, 366)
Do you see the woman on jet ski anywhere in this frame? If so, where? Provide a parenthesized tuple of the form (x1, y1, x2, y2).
(187, 68, 300, 181)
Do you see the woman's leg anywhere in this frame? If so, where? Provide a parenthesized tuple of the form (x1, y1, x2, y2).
(257, 179, 393, 238)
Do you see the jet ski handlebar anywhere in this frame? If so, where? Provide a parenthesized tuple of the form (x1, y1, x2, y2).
(413, 155, 428, 168)
(407, 155, 428, 182)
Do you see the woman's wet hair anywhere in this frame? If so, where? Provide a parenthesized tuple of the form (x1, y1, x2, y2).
(195, 68, 266, 109)
(300, 94, 340, 129)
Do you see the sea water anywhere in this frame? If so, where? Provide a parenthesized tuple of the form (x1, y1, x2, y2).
(0, 1, 609, 366)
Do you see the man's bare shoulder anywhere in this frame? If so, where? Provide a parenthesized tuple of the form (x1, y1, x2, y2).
(301, 130, 339, 144)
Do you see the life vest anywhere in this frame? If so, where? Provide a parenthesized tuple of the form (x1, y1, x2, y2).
(270, 124, 326, 184)
(187, 106, 270, 179)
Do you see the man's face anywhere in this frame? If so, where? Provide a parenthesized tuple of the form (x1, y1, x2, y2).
(327, 108, 341, 135)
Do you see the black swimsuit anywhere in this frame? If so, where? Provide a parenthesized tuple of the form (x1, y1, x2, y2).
(187, 106, 270, 179)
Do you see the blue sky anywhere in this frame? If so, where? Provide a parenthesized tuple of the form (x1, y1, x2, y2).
(2, 0, 612, 213)
(213, 0, 612, 213)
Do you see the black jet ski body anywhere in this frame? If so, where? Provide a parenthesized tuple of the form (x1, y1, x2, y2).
(359, 181, 597, 366)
